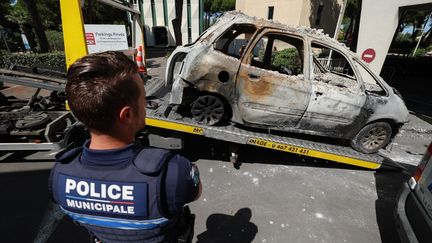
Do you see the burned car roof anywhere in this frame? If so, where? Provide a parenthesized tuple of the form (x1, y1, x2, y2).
(201, 11, 349, 50)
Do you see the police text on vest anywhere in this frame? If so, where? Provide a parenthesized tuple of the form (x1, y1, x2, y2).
(64, 178, 135, 215)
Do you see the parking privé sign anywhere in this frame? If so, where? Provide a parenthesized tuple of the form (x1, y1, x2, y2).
(84, 25, 128, 54)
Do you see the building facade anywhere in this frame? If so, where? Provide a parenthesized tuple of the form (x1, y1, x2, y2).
(236, 0, 343, 37)
(142, 0, 204, 47)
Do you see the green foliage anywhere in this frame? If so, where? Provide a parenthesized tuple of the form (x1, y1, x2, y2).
(414, 48, 427, 57)
(5, 0, 60, 29)
(82, 0, 129, 25)
(5, 1, 29, 27)
(414, 46, 432, 57)
(339, 0, 362, 41)
(46, 30, 64, 51)
(220, 0, 235, 11)
(345, 0, 360, 19)
(206, 0, 235, 14)
(271, 48, 302, 74)
(36, 0, 61, 30)
(395, 32, 412, 42)
(0, 52, 65, 71)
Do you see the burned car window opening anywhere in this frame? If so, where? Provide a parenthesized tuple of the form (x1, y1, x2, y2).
(251, 33, 304, 76)
(214, 24, 257, 59)
(311, 42, 358, 89)
(353, 59, 387, 96)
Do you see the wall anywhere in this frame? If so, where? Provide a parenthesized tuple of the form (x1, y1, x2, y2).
(236, 0, 343, 36)
(142, 0, 201, 47)
(357, 0, 432, 73)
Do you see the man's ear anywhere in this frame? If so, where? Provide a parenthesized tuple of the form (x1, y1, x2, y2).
(119, 106, 132, 123)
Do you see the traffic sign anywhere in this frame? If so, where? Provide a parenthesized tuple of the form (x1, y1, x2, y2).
(362, 48, 376, 63)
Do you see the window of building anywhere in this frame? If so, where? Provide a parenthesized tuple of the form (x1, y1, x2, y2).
(268, 6, 274, 20)
(214, 24, 257, 59)
(250, 33, 304, 76)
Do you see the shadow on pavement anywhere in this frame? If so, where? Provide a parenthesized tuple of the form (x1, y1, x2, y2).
(0, 169, 87, 243)
(146, 48, 175, 58)
(146, 59, 161, 68)
(196, 208, 258, 243)
(374, 165, 415, 243)
(179, 135, 378, 171)
(0, 170, 51, 243)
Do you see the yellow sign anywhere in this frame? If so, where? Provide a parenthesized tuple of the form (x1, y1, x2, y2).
(247, 138, 380, 169)
(248, 138, 310, 155)
(145, 118, 204, 135)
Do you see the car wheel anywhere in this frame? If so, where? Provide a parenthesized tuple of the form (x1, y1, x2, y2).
(191, 95, 225, 125)
(350, 122, 392, 154)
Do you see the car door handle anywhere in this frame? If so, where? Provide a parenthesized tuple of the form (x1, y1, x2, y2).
(314, 91, 323, 100)
(248, 73, 260, 80)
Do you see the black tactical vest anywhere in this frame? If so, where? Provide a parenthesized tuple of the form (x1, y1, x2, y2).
(50, 146, 178, 243)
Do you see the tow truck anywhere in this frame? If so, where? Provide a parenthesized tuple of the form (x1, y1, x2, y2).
(0, 0, 402, 170)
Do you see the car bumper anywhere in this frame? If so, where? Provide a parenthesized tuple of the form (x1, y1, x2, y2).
(169, 76, 188, 105)
(395, 182, 432, 243)
(395, 182, 419, 243)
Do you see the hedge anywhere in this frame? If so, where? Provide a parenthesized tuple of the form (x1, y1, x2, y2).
(271, 48, 302, 75)
(0, 52, 66, 72)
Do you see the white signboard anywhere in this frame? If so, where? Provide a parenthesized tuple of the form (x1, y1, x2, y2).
(84, 24, 128, 54)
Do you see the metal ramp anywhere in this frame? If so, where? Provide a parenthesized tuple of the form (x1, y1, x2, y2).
(145, 100, 385, 170)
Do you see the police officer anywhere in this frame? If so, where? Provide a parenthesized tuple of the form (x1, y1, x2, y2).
(48, 51, 201, 243)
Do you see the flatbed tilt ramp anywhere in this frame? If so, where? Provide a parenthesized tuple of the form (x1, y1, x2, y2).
(0, 72, 393, 170)
(144, 78, 391, 170)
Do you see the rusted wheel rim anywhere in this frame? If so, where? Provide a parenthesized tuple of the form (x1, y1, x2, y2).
(191, 95, 224, 125)
(361, 127, 388, 150)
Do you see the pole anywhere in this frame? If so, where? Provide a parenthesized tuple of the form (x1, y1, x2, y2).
(2, 35, 10, 52)
(413, 11, 432, 56)
(59, 0, 88, 69)
(326, 0, 347, 69)
(334, 0, 347, 40)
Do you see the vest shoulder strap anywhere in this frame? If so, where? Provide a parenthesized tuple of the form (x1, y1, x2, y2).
(55, 147, 83, 164)
(133, 148, 173, 175)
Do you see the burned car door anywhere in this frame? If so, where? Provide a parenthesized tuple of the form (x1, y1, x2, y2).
(236, 32, 311, 128)
(191, 24, 258, 101)
(297, 42, 367, 137)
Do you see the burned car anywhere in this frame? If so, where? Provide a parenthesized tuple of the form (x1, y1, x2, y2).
(166, 12, 409, 154)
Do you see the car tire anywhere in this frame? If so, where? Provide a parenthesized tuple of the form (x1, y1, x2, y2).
(350, 122, 393, 154)
(191, 95, 226, 126)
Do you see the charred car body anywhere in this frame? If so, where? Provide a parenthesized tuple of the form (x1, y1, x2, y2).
(166, 12, 409, 153)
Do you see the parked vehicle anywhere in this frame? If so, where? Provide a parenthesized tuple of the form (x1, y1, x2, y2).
(166, 12, 409, 153)
(395, 142, 432, 243)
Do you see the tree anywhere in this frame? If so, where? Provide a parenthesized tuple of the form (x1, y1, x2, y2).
(5, 1, 32, 50)
(219, 0, 235, 12)
(5, 4, 29, 30)
(339, 0, 362, 51)
(22, 0, 50, 52)
(204, 0, 235, 29)
(6, 0, 51, 52)
(36, 0, 61, 31)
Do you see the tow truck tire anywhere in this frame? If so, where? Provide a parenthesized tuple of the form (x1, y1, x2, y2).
(350, 122, 392, 154)
(191, 95, 225, 126)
